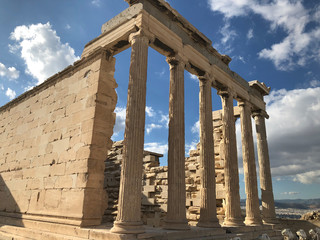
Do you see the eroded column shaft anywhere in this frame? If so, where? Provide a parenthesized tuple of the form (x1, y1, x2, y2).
(239, 102, 262, 226)
(165, 56, 189, 230)
(220, 91, 244, 226)
(197, 77, 220, 228)
(111, 32, 149, 234)
(254, 112, 277, 223)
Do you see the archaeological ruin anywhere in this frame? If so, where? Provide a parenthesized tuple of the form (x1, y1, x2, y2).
(0, 0, 282, 239)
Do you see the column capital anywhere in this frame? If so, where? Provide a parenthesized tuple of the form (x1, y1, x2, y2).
(128, 29, 154, 45)
(166, 53, 187, 68)
(198, 73, 214, 83)
(238, 100, 253, 109)
(252, 109, 269, 119)
(217, 88, 235, 98)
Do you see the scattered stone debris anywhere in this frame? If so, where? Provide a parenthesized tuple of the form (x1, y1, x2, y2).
(301, 210, 320, 221)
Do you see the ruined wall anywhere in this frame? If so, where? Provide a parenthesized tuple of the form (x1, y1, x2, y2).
(104, 120, 226, 226)
(0, 49, 117, 227)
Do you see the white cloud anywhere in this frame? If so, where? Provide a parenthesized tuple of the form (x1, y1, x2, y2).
(0, 84, 4, 91)
(281, 192, 300, 195)
(185, 139, 199, 155)
(0, 62, 19, 80)
(247, 28, 253, 39)
(5, 88, 16, 100)
(10, 22, 79, 85)
(91, 0, 101, 7)
(188, 73, 198, 82)
(293, 170, 320, 184)
(144, 142, 168, 155)
(155, 68, 166, 77)
(145, 106, 155, 117)
(65, 24, 71, 30)
(113, 107, 126, 134)
(264, 87, 320, 184)
(207, 0, 320, 70)
(146, 123, 162, 134)
(220, 21, 237, 45)
(191, 120, 200, 134)
(160, 114, 169, 128)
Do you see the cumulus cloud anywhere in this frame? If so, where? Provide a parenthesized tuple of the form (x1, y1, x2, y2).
(247, 28, 253, 40)
(10, 22, 79, 85)
(191, 120, 200, 134)
(188, 73, 198, 82)
(113, 107, 126, 135)
(0, 62, 19, 80)
(207, 0, 320, 70)
(144, 142, 168, 155)
(185, 139, 199, 155)
(146, 106, 155, 117)
(146, 123, 162, 134)
(5, 88, 16, 100)
(220, 21, 237, 44)
(265, 87, 320, 184)
(294, 170, 320, 184)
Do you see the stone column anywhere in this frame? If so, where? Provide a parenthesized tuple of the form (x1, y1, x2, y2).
(219, 90, 244, 226)
(197, 76, 220, 228)
(253, 111, 278, 224)
(239, 101, 262, 226)
(164, 55, 189, 230)
(111, 31, 149, 234)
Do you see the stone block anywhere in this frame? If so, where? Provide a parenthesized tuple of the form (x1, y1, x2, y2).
(66, 160, 88, 175)
(44, 189, 62, 209)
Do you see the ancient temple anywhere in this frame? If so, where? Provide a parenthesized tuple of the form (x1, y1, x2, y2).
(0, 0, 281, 239)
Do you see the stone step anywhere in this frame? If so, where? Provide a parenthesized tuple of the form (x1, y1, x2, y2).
(0, 230, 34, 240)
(0, 224, 87, 240)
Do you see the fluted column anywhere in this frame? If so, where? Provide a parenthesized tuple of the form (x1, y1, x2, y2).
(111, 31, 149, 234)
(253, 111, 278, 224)
(219, 90, 244, 227)
(239, 101, 262, 226)
(197, 76, 220, 228)
(164, 55, 189, 230)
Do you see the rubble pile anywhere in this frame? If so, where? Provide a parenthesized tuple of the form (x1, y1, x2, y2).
(301, 210, 320, 221)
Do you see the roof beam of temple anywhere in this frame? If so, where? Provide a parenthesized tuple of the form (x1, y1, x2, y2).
(82, 1, 268, 111)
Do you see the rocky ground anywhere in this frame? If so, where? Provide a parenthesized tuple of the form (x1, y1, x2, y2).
(277, 210, 320, 234)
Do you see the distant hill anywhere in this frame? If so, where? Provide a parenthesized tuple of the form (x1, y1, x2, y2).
(240, 198, 320, 209)
(274, 198, 320, 209)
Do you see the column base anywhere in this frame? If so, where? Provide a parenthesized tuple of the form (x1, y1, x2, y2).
(110, 221, 145, 234)
(197, 220, 221, 228)
(223, 218, 245, 227)
(244, 217, 263, 226)
(262, 217, 279, 224)
(164, 219, 190, 230)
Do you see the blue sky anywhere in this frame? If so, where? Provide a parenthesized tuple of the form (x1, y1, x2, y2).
(0, 0, 319, 200)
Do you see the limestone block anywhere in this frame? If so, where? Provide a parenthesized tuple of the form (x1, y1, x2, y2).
(143, 185, 155, 193)
(54, 175, 76, 189)
(65, 160, 88, 175)
(156, 172, 167, 179)
(27, 178, 44, 190)
(44, 189, 62, 209)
